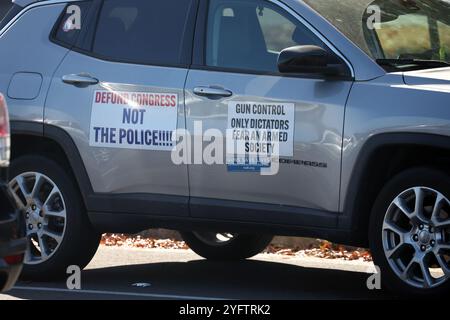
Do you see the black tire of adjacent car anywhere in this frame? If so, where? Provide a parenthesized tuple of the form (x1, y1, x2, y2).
(369, 167, 450, 296)
(180, 231, 273, 260)
(10, 155, 101, 280)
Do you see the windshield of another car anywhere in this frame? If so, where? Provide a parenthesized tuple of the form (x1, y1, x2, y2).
(303, 0, 450, 69)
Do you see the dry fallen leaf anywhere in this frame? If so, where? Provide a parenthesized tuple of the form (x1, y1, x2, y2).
(101, 234, 372, 261)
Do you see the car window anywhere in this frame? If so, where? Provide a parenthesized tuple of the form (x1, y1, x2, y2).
(303, 0, 450, 65)
(374, 14, 431, 59)
(206, 0, 325, 73)
(0, 1, 21, 31)
(438, 21, 450, 60)
(53, 1, 92, 48)
(0, 0, 12, 20)
(92, 0, 193, 66)
(257, 6, 297, 53)
(374, 13, 450, 61)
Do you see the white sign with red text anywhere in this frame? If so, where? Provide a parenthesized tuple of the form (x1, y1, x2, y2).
(89, 90, 178, 151)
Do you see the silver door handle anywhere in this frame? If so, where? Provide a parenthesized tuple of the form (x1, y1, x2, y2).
(62, 74, 99, 86)
(193, 86, 233, 98)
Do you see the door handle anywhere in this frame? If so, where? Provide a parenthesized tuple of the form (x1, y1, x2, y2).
(62, 74, 99, 86)
(193, 86, 232, 98)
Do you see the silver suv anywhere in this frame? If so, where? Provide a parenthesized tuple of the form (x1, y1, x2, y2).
(1, 0, 450, 296)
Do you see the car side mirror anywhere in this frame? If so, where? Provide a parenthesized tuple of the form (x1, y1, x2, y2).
(278, 45, 350, 78)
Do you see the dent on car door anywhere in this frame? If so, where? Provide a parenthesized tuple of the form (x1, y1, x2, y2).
(45, 0, 198, 215)
(185, 0, 353, 224)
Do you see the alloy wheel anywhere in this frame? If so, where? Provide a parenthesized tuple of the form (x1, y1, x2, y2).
(383, 187, 450, 289)
(9, 172, 67, 265)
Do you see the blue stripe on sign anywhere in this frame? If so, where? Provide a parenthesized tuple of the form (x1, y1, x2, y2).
(227, 164, 270, 172)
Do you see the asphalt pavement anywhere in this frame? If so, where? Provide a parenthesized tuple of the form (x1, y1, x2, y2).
(0, 246, 393, 300)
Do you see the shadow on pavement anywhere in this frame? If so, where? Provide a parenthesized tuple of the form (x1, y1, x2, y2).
(11, 259, 394, 300)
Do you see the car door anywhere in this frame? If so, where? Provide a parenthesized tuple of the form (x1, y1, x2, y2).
(45, 0, 198, 215)
(185, 0, 354, 225)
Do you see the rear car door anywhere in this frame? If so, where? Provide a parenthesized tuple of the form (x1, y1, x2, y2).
(185, 0, 354, 225)
(45, 0, 198, 215)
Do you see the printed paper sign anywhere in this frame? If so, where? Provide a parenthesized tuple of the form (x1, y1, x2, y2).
(89, 90, 178, 151)
(227, 101, 294, 155)
(226, 101, 295, 172)
(227, 156, 271, 172)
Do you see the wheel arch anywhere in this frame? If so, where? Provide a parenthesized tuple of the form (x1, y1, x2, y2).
(341, 132, 450, 247)
(10, 121, 94, 211)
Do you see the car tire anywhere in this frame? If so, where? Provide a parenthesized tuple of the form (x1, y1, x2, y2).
(9, 155, 101, 280)
(369, 167, 450, 296)
(180, 231, 273, 260)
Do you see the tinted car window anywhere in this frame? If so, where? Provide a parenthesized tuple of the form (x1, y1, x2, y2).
(0, 0, 12, 20)
(206, 0, 325, 73)
(53, 1, 92, 47)
(92, 0, 193, 65)
(0, 1, 21, 30)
